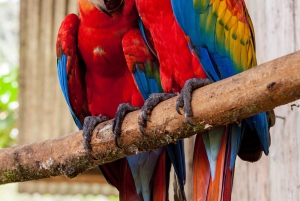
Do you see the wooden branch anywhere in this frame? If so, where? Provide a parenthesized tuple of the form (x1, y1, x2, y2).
(1, 51, 300, 185)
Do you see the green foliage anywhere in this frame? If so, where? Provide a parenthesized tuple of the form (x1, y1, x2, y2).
(0, 66, 18, 148)
(0, 1, 19, 148)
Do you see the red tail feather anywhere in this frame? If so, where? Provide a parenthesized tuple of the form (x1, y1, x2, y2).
(193, 134, 210, 201)
(221, 135, 234, 201)
(206, 129, 227, 201)
(120, 159, 143, 201)
(194, 129, 232, 201)
(152, 149, 168, 201)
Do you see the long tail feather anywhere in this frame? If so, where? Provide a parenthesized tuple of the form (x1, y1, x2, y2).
(194, 126, 244, 201)
(99, 162, 121, 191)
(126, 149, 162, 201)
(193, 133, 210, 201)
(202, 128, 224, 180)
(152, 149, 170, 201)
(221, 132, 234, 201)
(206, 129, 227, 201)
(166, 141, 186, 200)
(120, 159, 143, 201)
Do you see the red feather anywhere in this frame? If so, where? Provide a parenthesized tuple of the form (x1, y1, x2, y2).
(77, 0, 144, 118)
(120, 160, 143, 201)
(152, 149, 169, 201)
(221, 140, 234, 201)
(135, 0, 207, 93)
(206, 129, 227, 201)
(193, 134, 210, 201)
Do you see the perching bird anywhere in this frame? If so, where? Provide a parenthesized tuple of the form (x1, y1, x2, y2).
(56, 0, 184, 200)
(131, 0, 208, 199)
(170, 0, 275, 200)
(121, 27, 187, 200)
(135, 0, 274, 200)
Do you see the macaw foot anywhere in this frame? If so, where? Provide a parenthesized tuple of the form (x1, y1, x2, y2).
(176, 78, 211, 125)
(83, 115, 109, 160)
(113, 103, 140, 148)
(139, 93, 176, 136)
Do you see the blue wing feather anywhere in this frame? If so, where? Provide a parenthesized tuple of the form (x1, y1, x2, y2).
(133, 66, 161, 100)
(57, 54, 82, 129)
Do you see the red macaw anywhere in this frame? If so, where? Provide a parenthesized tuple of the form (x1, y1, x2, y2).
(135, 0, 274, 200)
(56, 0, 185, 200)
(128, 1, 208, 200)
(170, 0, 275, 200)
(122, 27, 187, 200)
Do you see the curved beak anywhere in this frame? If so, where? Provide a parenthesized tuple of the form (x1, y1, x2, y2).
(89, 0, 113, 18)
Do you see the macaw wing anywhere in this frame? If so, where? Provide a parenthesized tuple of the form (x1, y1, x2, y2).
(171, 0, 270, 160)
(56, 14, 90, 130)
(171, 0, 257, 82)
(122, 26, 162, 99)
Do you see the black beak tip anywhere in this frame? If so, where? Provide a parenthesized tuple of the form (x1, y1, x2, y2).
(100, 6, 113, 18)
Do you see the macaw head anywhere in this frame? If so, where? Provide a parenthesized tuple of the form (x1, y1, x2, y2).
(78, 0, 136, 20)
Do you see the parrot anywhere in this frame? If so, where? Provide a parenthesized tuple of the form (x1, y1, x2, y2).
(121, 27, 187, 200)
(55, 0, 185, 200)
(169, 0, 276, 200)
(134, 0, 275, 200)
(129, 0, 208, 199)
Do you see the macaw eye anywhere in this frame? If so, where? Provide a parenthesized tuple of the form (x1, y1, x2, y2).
(103, 0, 124, 12)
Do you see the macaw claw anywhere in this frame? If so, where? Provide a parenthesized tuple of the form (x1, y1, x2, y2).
(83, 115, 109, 160)
(113, 103, 140, 148)
(138, 93, 177, 135)
(176, 78, 211, 126)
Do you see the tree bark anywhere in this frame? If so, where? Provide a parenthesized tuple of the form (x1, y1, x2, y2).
(1, 50, 300, 185)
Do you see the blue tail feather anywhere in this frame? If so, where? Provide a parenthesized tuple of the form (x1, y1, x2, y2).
(229, 124, 244, 169)
(202, 127, 224, 180)
(127, 149, 163, 201)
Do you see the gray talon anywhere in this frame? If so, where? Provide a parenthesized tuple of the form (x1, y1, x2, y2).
(177, 78, 211, 126)
(139, 93, 176, 135)
(176, 97, 184, 115)
(185, 113, 195, 126)
(139, 124, 148, 136)
(115, 136, 121, 148)
(142, 110, 151, 122)
(113, 103, 140, 148)
(83, 115, 109, 160)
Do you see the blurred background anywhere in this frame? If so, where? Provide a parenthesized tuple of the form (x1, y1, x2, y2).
(0, 0, 299, 200)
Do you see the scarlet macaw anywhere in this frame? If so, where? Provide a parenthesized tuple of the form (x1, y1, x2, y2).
(128, 0, 208, 199)
(170, 0, 275, 199)
(122, 27, 187, 200)
(135, 0, 274, 200)
(56, 0, 184, 200)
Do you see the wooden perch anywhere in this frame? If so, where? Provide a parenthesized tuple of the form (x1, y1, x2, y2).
(1, 51, 300, 185)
